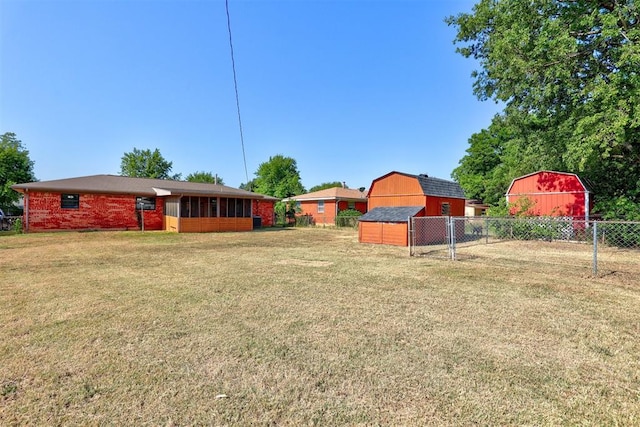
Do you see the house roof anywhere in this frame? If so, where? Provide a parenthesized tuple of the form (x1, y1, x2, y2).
(370, 171, 466, 199)
(11, 174, 272, 199)
(466, 199, 490, 208)
(287, 187, 367, 202)
(358, 206, 424, 222)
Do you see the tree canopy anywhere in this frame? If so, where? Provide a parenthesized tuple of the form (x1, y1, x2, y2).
(120, 148, 181, 180)
(252, 155, 305, 198)
(239, 179, 256, 192)
(185, 171, 224, 185)
(308, 181, 346, 193)
(1, 132, 36, 212)
(448, 0, 640, 215)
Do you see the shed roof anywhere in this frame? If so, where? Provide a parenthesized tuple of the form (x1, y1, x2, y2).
(414, 173, 466, 199)
(370, 171, 466, 199)
(12, 174, 271, 199)
(358, 206, 424, 222)
(287, 187, 367, 202)
(506, 170, 593, 195)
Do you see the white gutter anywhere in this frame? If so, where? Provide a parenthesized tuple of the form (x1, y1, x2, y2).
(24, 190, 29, 233)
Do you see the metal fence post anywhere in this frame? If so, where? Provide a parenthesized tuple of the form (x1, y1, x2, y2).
(592, 221, 598, 276)
(408, 217, 413, 256)
(484, 217, 489, 244)
(449, 218, 456, 261)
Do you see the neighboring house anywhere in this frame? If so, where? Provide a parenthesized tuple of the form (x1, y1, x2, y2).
(11, 175, 276, 233)
(506, 170, 594, 220)
(286, 186, 368, 225)
(359, 171, 465, 246)
(465, 199, 490, 217)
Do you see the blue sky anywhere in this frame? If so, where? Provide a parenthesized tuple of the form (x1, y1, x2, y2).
(0, 0, 501, 190)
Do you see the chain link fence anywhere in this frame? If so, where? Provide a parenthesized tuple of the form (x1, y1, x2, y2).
(410, 216, 640, 276)
(335, 216, 360, 228)
(275, 214, 361, 228)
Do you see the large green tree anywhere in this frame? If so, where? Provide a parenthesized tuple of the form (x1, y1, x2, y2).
(120, 148, 181, 180)
(1, 132, 36, 212)
(448, 0, 640, 213)
(239, 179, 256, 192)
(185, 171, 224, 185)
(308, 181, 346, 193)
(252, 155, 305, 198)
(452, 116, 508, 205)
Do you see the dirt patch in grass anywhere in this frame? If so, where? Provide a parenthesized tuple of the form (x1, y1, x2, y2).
(1, 228, 639, 425)
(275, 259, 334, 267)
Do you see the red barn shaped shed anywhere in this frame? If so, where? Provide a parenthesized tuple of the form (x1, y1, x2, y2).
(506, 171, 594, 220)
(358, 171, 466, 246)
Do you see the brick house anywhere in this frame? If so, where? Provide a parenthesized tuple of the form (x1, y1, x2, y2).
(286, 186, 368, 225)
(11, 175, 276, 233)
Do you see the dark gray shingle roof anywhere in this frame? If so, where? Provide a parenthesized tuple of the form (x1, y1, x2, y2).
(359, 206, 424, 222)
(11, 174, 271, 199)
(415, 174, 466, 199)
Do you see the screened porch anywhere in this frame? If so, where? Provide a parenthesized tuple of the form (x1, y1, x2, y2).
(163, 195, 253, 233)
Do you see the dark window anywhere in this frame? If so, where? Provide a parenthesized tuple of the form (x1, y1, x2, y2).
(61, 194, 79, 209)
(190, 197, 200, 218)
(244, 199, 252, 218)
(223, 198, 237, 217)
(200, 197, 209, 218)
(210, 197, 218, 217)
(136, 197, 156, 211)
(235, 198, 243, 217)
(220, 198, 228, 217)
(226, 198, 236, 217)
(180, 197, 190, 217)
(441, 203, 450, 216)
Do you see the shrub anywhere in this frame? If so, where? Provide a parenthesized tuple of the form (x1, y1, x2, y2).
(12, 218, 23, 234)
(336, 209, 362, 228)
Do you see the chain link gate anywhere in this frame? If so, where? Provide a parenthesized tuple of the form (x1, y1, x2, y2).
(409, 216, 456, 259)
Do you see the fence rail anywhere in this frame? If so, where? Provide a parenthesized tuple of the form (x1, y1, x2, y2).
(275, 214, 361, 228)
(410, 216, 640, 276)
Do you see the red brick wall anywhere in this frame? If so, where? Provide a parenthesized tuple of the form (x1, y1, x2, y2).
(24, 191, 164, 232)
(299, 200, 338, 225)
(337, 200, 367, 214)
(253, 200, 276, 227)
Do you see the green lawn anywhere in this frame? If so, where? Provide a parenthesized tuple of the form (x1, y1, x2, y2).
(1, 228, 639, 425)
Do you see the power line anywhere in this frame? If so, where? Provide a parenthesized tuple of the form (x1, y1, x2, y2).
(225, 0, 249, 185)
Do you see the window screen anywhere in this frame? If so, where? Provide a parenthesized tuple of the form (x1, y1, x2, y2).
(61, 194, 79, 209)
(136, 197, 156, 210)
